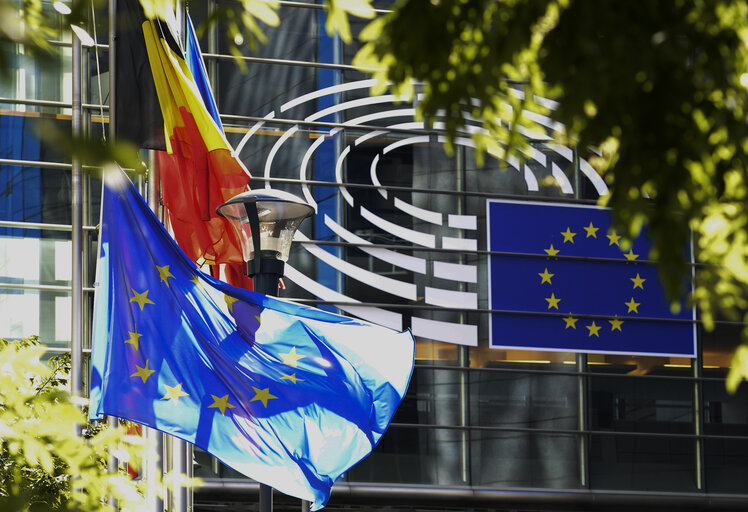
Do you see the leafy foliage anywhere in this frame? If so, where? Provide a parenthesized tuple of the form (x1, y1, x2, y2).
(0, 336, 151, 511)
(356, 0, 748, 391)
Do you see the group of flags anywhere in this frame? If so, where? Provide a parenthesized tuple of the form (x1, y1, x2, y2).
(92, 2, 415, 510)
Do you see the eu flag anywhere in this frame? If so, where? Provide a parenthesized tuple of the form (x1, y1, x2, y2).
(487, 200, 695, 357)
(89, 168, 415, 510)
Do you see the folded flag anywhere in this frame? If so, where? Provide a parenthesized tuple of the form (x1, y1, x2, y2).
(89, 168, 415, 510)
(487, 200, 695, 357)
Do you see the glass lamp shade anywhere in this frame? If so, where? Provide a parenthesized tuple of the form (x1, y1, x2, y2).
(216, 189, 315, 262)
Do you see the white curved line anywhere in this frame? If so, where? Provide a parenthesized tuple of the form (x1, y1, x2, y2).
(263, 125, 298, 188)
(280, 79, 379, 113)
(299, 135, 327, 208)
(306, 95, 409, 123)
(343, 108, 417, 127)
(283, 264, 402, 330)
(324, 215, 427, 274)
(552, 162, 574, 195)
(360, 206, 436, 248)
(235, 111, 275, 155)
(382, 135, 431, 155)
(394, 198, 443, 226)
(294, 232, 418, 300)
(580, 159, 610, 195)
(335, 146, 354, 206)
(411, 317, 477, 346)
(370, 154, 387, 199)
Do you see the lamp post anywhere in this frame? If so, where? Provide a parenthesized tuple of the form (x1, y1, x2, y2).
(216, 188, 315, 512)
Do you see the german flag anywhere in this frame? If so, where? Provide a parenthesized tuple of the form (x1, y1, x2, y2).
(116, 1, 250, 268)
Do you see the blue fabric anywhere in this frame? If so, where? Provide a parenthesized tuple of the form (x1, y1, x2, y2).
(185, 16, 223, 133)
(487, 200, 695, 357)
(89, 169, 415, 509)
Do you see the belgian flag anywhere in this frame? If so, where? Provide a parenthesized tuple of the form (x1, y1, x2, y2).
(114, 0, 250, 271)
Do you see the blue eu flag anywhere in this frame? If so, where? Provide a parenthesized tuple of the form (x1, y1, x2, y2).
(89, 169, 415, 510)
(487, 200, 695, 357)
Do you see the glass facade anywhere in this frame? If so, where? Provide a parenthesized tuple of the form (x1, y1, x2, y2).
(0, 0, 747, 510)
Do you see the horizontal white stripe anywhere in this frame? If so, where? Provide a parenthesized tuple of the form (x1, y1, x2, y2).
(360, 206, 436, 248)
(433, 261, 477, 283)
(442, 237, 477, 251)
(324, 215, 426, 274)
(394, 197, 443, 225)
(283, 265, 402, 330)
(295, 232, 417, 300)
(411, 317, 478, 346)
(448, 214, 477, 230)
(424, 286, 477, 309)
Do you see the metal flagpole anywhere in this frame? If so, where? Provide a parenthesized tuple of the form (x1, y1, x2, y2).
(169, 2, 190, 510)
(70, 0, 83, 406)
(107, 1, 119, 509)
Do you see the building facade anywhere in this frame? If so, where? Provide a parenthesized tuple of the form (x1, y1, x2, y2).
(0, 0, 747, 510)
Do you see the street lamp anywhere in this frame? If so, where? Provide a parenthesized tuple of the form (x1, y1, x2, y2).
(216, 189, 315, 296)
(216, 188, 315, 512)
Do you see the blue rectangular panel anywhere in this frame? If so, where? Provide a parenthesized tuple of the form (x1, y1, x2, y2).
(487, 200, 696, 357)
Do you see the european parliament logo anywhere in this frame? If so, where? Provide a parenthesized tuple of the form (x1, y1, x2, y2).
(487, 200, 696, 357)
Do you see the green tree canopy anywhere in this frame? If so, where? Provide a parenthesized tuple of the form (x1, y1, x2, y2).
(355, 0, 748, 391)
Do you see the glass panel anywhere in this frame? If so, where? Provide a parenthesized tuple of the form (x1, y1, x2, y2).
(589, 433, 696, 492)
(347, 426, 466, 485)
(590, 375, 693, 433)
(469, 370, 578, 430)
(704, 438, 748, 494)
(0, 286, 71, 347)
(394, 367, 461, 426)
(0, 233, 74, 287)
(471, 431, 580, 488)
(703, 367, 748, 493)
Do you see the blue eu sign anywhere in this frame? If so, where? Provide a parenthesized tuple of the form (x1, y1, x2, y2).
(487, 200, 696, 357)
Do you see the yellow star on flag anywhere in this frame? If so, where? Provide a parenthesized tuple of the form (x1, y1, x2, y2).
(250, 387, 277, 407)
(624, 250, 639, 261)
(544, 244, 560, 256)
(225, 295, 238, 313)
(157, 265, 174, 286)
(191, 275, 202, 287)
(563, 314, 578, 329)
(609, 317, 624, 331)
(161, 383, 189, 403)
(545, 293, 561, 310)
(586, 321, 602, 337)
(124, 330, 141, 351)
(281, 373, 305, 384)
(625, 297, 641, 314)
(208, 394, 236, 415)
(279, 347, 306, 367)
(631, 273, 646, 289)
(538, 268, 554, 284)
(607, 231, 621, 246)
(131, 360, 155, 383)
(583, 222, 599, 238)
(129, 289, 154, 310)
(560, 227, 576, 244)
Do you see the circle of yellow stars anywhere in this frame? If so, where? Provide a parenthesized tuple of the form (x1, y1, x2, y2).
(124, 261, 313, 418)
(539, 222, 647, 339)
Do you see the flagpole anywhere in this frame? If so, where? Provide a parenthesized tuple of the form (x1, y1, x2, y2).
(70, 0, 83, 406)
(107, 0, 119, 508)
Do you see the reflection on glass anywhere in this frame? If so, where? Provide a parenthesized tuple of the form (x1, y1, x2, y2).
(471, 431, 579, 489)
